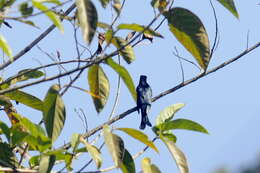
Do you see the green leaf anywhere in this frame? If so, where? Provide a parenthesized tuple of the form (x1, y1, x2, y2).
(71, 133, 81, 153)
(164, 7, 210, 70)
(117, 128, 158, 153)
(155, 103, 185, 126)
(111, 37, 135, 64)
(81, 138, 102, 169)
(5, 90, 43, 111)
(32, 0, 64, 32)
(97, 22, 110, 29)
(39, 154, 56, 173)
(10, 126, 28, 145)
(160, 135, 188, 173)
(2, 69, 44, 88)
(141, 157, 161, 173)
(162, 118, 209, 134)
(99, 0, 110, 8)
(38, 0, 61, 4)
(19, 2, 33, 17)
(217, 0, 239, 18)
(76, 0, 98, 44)
(43, 84, 66, 143)
(118, 23, 163, 38)
(105, 58, 136, 101)
(0, 95, 12, 107)
(0, 35, 12, 59)
(103, 125, 125, 167)
(120, 149, 136, 173)
(64, 153, 73, 171)
(0, 142, 17, 167)
(0, 121, 10, 141)
(88, 65, 110, 113)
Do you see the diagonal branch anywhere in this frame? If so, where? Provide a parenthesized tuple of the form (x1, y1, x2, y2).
(59, 41, 260, 150)
(0, 3, 77, 71)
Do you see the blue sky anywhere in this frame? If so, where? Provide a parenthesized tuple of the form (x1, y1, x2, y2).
(2, 0, 260, 173)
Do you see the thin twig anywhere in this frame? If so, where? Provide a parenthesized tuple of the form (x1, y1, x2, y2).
(0, 3, 77, 70)
(57, 41, 260, 150)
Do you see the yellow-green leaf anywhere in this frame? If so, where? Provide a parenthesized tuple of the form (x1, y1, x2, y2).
(0, 35, 12, 59)
(141, 157, 161, 173)
(165, 7, 210, 70)
(32, 0, 63, 32)
(111, 37, 135, 64)
(81, 137, 102, 169)
(155, 103, 185, 126)
(76, 0, 98, 44)
(5, 90, 43, 111)
(217, 0, 239, 18)
(118, 23, 163, 38)
(99, 0, 110, 8)
(105, 58, 136, 101)
(88, 65, 110, 113)
(43, 84, 66, 143)
(103, 125, 124, 167)
(117, 128, 158, 153)
(160, 135, 188, 173)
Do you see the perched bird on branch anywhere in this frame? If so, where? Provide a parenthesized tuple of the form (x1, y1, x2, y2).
(136, 75, 152, 130)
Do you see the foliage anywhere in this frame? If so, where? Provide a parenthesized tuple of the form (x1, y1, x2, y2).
(0, 0, 256, 173)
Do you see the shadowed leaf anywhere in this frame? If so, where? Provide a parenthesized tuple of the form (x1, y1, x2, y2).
(76, 0, 98, 44)
(165, 7, 210, 70)
(43, 84, 66, 143)
(5, 90, 43, 111)
(88, 65, 110, 113)
(120, 149, 136, 173)
(39, 154, 56, 173)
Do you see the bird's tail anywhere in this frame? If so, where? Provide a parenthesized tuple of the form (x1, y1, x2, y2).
(139, 105, 152, 130)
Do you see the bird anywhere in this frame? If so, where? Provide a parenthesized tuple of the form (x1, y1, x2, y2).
(136, 75, 152, 130)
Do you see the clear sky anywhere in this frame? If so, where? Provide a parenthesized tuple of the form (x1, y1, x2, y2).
(2, 0, 260, 173)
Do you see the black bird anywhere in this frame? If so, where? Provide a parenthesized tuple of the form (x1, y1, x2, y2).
(136, 75, 152, 130)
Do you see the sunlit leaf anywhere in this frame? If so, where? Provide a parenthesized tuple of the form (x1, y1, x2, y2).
(71, 133, 81, 153)
(39, 154, 56, 173)
(76, 0, 98, 44)
(111, 37, 135, 64)
(165, 7, 210, 70)
(80, 137, 102, 169)
(120, 149, 135, 173)
(217, 0, 239, 18)
(0, 95, 12, 107)
(97, 22, 110, 29)
(141, 157, 161, 173)
(88, 65, 110, 113)
(105, 58, 136, 101)
(0, 35, 12, 59)
(38, 0, 61, 4)
(32, 0, 64, 32)
(118, 23, 163, 38)
(43, 84, 66, 143)
(103, 125, 124, 167)
(162, 118, 208, 134)
(117, 128, 158, 153)
(64, 153, 73, 171)
(160, 135, 188, 173)
(155, 103, 185, 126)
(5, 90, 43, 111)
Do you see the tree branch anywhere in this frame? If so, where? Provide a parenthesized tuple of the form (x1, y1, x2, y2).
(58, 41, 260, 150)
(0, 3, 76, 70)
